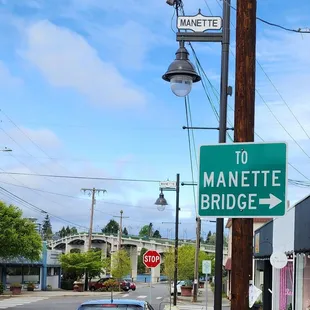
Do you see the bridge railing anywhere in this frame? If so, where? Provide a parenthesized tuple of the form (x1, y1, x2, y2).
(48, 232, 228, 253)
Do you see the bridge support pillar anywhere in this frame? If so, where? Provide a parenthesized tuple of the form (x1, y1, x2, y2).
(151, 263, 160, 283)
(101, 243, 108, 258)
(65, 243, 72, 254)
(130, 247, 138, 281)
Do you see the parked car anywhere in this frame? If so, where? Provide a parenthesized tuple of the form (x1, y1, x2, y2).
(170, 280, 185, 295)
(89, 278, 136, 292)
(89, 277, 111, 291)
(77, 299, 154, 310)
(121, 280, 136, 291)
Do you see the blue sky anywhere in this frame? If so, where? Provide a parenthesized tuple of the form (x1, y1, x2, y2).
(0, 0, 309, 239)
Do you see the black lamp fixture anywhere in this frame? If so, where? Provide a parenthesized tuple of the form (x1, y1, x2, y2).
(154, 189, 168, 211)
(162, 41, 201, 97)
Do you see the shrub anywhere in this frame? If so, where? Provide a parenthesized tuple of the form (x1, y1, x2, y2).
(0, 282, 4, 294)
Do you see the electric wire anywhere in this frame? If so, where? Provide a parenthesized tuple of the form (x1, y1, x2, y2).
(184, 96, 198, 214)
(0, 186, 88, 229)
(0, 127, 57, 185)
(0, 171, 161, 182)
(199, 0, 310, 183)
(0, 179, 181, 211)
(218, 0, 310, 34)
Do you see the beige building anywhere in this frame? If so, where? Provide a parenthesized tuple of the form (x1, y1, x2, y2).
(224, 218, 271, 299)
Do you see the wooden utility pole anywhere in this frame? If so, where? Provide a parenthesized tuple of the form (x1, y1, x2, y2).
(230, 0, 257, 309)
(192, 217, 201, 302)
(114, 210, 129, 251)
(81, 188, 107, 250)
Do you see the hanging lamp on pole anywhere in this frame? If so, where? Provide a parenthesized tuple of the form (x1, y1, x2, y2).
(162, 41, 201, 97)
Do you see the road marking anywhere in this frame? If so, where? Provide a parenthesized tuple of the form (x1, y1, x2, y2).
(156, 297, 162, 300)
(122, 294, 129, 298)
(137, 295, 147, 299)
(0, 297, 48, 309)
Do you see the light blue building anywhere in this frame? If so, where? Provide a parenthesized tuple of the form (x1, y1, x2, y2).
(0, 242, 62, 290)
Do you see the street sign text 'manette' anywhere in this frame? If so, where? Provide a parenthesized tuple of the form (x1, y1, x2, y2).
(177, 13, 222, 32)
(198, 142, 287, 217)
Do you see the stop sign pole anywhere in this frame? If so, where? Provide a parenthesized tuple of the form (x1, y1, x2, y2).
(143, 250, 161, 305)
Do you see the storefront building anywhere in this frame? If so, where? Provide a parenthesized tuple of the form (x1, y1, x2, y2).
(272, 203, 295, 310)
(0, 242, 62, 290)
(294, 195, 310, 310)
(253, 219, 273, 309)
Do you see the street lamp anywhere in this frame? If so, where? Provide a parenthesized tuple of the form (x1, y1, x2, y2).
(155, 174, 180, 306)
(162, 41, 201, 97)
(155, 189, 168, 211)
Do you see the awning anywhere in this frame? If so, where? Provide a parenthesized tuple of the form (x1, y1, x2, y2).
(225, 257, 231, 270)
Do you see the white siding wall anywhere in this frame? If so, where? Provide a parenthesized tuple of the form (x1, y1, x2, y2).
(273, 207, 295, 252)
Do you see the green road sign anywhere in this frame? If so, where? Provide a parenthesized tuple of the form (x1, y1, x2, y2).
(198, 142, 287, 218)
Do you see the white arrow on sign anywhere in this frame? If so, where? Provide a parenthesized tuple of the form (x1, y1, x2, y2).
(259, 194, 282, 209)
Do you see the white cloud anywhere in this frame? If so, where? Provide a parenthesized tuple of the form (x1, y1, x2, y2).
(19, 20, 146, 108)
(0, 61, 23, 87)
(0, 126, 61, 151)
(95, 21, 170, 70)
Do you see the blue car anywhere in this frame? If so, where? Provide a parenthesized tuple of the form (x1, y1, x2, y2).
(77, 299, 155, 310)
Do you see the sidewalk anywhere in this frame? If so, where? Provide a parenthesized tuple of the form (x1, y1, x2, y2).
(175, 286, 230, 309)
(0, 289, 122, 299)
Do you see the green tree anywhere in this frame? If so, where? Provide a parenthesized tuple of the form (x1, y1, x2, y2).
(102, 219, 119, 235)
(123, 227, 128, 236)
(164, 245, 214, 280)
(65, 226, 71, 236)
(206, 232, 216, 245)
(137, 248, 148, 273)
(0, 201, 42, 260)
(59, 250, 109, 280)
(59, 227, 66, 238)
(206, 231, 212, 243)
(58, 226, 78, 238)
(153, 230, 161, 238)
(42, 215, 53, 241)
(71, 227, 78, 235)
(139, 222, 154, 237)
(111, 250, 131, 280)
(163, 247, 175, 280)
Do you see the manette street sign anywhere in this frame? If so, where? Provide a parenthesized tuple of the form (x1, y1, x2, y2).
(198, 142, 287, 218)
(177, 12, 222, 32)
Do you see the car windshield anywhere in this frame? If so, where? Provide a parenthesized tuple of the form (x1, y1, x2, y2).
(80, 305, 144, 310)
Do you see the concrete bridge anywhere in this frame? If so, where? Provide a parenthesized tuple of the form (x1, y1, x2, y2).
(48, 233, 228, 282)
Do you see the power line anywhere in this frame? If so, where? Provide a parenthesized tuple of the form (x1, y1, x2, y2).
(184, 96, 198, 214)
(0, 179, 191, 211)
(0, 171, 161, 183)
(219, 0, 310, 34)
(0, 186, 88, 229)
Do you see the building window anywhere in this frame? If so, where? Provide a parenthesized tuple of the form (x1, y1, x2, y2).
(47, 267, 53, 276)
(23, 266, 40, 284)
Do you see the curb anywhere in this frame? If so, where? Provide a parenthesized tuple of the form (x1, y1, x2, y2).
(0, 292, 122, 299)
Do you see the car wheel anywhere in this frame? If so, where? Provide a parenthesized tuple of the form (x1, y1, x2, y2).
(132, 288, 136, 291)
(90, 287, 95, 291)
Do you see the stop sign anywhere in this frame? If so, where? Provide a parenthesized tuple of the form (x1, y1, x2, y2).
(143, 250, 161, 268)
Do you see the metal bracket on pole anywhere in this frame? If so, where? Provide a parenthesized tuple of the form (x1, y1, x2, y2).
(182, 126, 234, 131)
(176, 32, 223, 43)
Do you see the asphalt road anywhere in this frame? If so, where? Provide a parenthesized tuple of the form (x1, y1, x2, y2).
(0, 283, 171, 310)
(0, 283, 230, 310)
